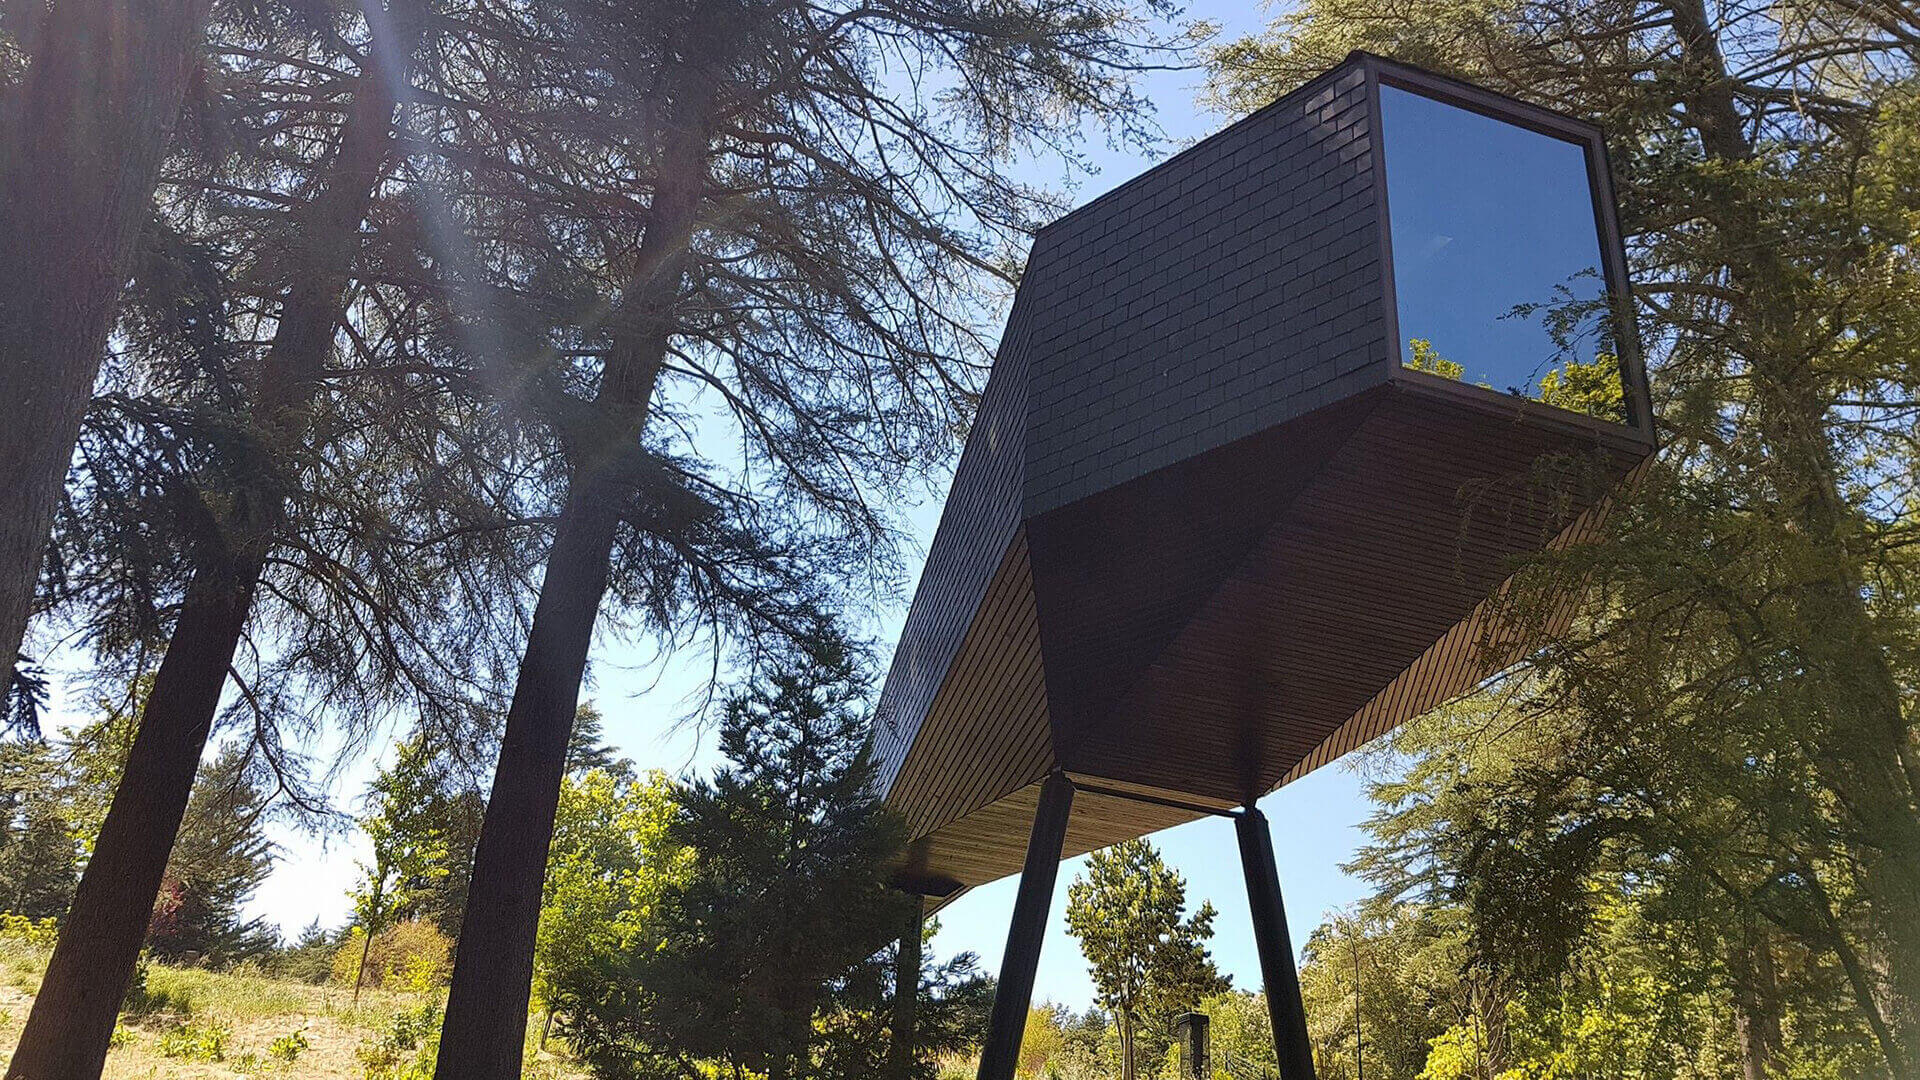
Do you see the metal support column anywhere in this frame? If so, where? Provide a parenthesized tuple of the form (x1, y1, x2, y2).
(976, 771, 1076, 1080)
(1236, 805, 1318, 1080)
(887, 894, 925, 1080)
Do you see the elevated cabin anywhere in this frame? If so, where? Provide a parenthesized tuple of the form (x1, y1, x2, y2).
(875, 52, 1652, 916)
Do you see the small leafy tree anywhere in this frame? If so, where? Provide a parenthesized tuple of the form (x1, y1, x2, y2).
(1066, 839, 1229, 1080)
(533, 762, 683, 1044)
(351, 735, 459, 1001)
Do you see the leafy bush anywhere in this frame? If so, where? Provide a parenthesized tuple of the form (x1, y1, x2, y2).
(269, 1028, 311, 1063)
(357, 1001, 442, 1080)
(331, 919, 452, 990)
(158, 1018, 230, 1062)
(0, 912, 58, 948)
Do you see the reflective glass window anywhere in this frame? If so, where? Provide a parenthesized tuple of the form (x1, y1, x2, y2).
(1380, 84, 1626, 421)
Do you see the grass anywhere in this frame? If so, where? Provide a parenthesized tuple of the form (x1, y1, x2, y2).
(0, 940, 591, 1079)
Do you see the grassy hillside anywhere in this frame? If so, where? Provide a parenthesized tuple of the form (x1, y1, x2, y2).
(0, 939, 588, 1079)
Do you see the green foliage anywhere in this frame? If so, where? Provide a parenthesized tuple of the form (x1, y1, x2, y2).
(158, 1018, 231, 1062)
(534, 766, 682, 1015)
(268, 1028, 310, 1063)
(120, 958, 195, 1020)
(330, 919, 452, 991)
(0, 740, 77, 919)
(553, 629, 959, 1080)
(1066, 838, 1228, 1080)
(1198, 990, 1274, 1080)
(1402, 338, 1463, 381)
(0, 911, 59, 948)
(146, 744, 280, 967)
(1534, 352, 1623, 419)
(356, 1001, 443, 1080)
(275, 918, 348, 984)
(348, 729, 485, 989)
(1014, 1002, 1111, 1079)
(1212, 0, 1920, 1075)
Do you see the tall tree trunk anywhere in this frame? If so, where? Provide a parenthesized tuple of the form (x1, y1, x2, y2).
(432, 69, 711, 1077)
(0, 0, 214, 682)
(1668, 0, 1920, 1055)
(5, 565, 256, 1080)
(1119, 1009, 1137, 1080)
(887, 898, 924, 1080)
(1731, 920, 1782, 1080)
(4, 20, 413, 1074)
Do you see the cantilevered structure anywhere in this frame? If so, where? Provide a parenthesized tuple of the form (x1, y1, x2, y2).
(875, 53, 1655, 1080)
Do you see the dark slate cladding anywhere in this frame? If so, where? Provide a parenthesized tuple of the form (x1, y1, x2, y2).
(871, 52, 1657, 896)
(873, 57, 1388, 797)
(1020, 61, 1387, 516)
(871, 259, 1043, 795)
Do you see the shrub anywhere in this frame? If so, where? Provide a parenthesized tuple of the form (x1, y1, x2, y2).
(269, 1028, 311, 1063)
(159, 1018, 230, 1062)
(331, 920, 452, 990)
(0, 913, 58, 948)
(357, 1001, 442, 1080)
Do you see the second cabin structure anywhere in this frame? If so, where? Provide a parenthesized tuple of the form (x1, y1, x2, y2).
(872, 52, 1656, 1080)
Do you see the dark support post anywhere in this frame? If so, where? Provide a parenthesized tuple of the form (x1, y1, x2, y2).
(976, 771, 1076, 1080)
(887, 894, 925, 1080)
(1173, 1012, 1210, 1080)
(1236, 806, 1318, 1080)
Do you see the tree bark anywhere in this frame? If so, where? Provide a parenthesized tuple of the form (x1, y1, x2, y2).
(887, 897, 924, 1080)
(432, 60, 713, 1078)
(5, 565, 256, 1080)
(0, 0, 215, 682)
(5, 21, 413, 1075)
(1731, 920, 1782, 1080)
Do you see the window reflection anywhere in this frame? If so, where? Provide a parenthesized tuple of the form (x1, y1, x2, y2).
(1380, 84, 1625, 422)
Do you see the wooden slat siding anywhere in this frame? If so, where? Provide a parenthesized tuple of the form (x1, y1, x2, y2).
(873, 227, 1052, 800)
(1021, 58, 1387, 519)
(900, 779, 1206, 889)
(884, 532, 1054, 843)
(1276, 454, 1652, 785)
(886, 540, 1034, 833)
(1029, 393, 1383, 773)
(1058, 391, 1644, 804)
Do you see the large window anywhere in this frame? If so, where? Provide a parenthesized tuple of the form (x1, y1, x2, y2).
(1380, 83, 1626, 422)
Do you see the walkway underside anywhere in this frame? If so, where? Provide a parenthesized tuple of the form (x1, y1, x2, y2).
(885, 383, 1643, 904)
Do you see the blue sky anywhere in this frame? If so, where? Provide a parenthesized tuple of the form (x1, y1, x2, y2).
(47, 0, 1382, 1013)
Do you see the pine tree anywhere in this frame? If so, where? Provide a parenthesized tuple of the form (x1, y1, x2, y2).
(0, 0, 216, 685)
(145, 745, 278, 968)
(433, 2, 1190, 1072)
(0, 741, 78, 921)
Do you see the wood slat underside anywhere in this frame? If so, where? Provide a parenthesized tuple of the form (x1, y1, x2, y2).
(899, 778, 1204, 890)
(1054, 386, 1645, 804)
(1279, 454, 1651, 785)
(881, 532, 1054, 843)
